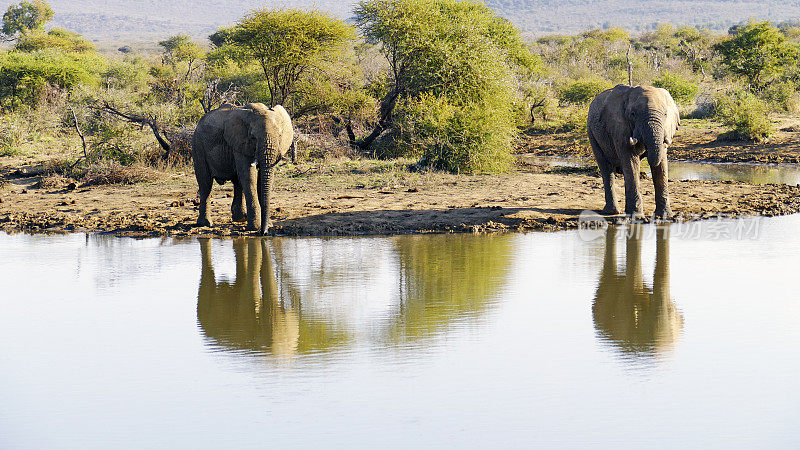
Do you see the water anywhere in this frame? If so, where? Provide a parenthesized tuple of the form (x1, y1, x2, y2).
(523, 155, 800, 185)
(2, 218, 800, 447)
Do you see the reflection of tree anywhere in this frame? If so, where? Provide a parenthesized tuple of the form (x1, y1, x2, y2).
(592, 225, 683, 359)
(390, 234, 514, 341)
(196, 239, 347, 358)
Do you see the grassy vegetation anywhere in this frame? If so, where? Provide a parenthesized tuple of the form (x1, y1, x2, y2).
(2, 1, 800, 186)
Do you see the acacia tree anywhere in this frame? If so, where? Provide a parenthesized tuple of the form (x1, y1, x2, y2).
(1, 0, 53, 40)
(354, 0, 539, 172)
(217, 8, 355, 114)
(158, 34, 205, 79)
(714, 21, 800, 89)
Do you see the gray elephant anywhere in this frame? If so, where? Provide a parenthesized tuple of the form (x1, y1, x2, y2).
(587, 85, 680, 219)
(191, 103, 296, 235)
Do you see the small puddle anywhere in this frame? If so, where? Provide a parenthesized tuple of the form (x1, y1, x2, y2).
(521, 155, 800, 185)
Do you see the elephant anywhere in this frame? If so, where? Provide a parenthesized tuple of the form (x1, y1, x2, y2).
(587, 85, 680, 219)
(191, 102, 296, 235)
(592, 225, 683, 360)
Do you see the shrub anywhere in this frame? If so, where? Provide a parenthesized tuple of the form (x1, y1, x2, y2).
(653, 72, 699, 105)
(715, 91, 773, 140)
(15, 28, 95, 53)
(0, 50, 103, 109)
(761, 81, 800, 112)
(397, 94, 514, 173)
(559, 78, 612, 104)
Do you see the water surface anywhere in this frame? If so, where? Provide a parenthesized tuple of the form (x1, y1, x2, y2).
(2, 218, 799, 447)
(523, 155, 800, 185)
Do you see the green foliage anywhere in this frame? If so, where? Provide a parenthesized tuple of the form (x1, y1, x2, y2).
(1, 0, 52, 37)
(0, 51, 103, 109)
(715, 91, 773, 140)
(216, 8, 356, 111)
(714, 21, 800, 89)
(760, 81, 800, 112)
(102, 56, 152, 91)
(582, 27, 630, 42)
(559, 77, 612, 104)
(15, 28, 96, 53)
(652, 72, 698, 105)
(355, 0, 537, 173)
(158, 34, 204, 67)
(398, 94, 514, 173)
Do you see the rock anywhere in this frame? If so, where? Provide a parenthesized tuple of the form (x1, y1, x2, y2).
(66, 183, 77, 191)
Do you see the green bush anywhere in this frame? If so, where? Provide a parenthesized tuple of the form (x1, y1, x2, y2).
(559, 78, 612, 104)
(715, 91, 773, 140)
(15, 28, 95, 53)
(653, 72, 699, 105)
(0, 50, 103, 109)
(761, 81, 800, 112)
(397, 94, 514, 174)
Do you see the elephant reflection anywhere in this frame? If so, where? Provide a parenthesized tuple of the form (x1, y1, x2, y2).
(196, 238, 344, 358)
(592, 225, 683, 358)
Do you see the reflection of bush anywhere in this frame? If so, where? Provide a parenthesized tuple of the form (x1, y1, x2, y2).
(390, 234, 514, 341)
(592, 226, 683, 358)
(196, 239, 348, 358)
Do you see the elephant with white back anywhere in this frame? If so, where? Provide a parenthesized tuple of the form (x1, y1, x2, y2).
(587, 85, 680, 219)
(191, 103, 296, 235)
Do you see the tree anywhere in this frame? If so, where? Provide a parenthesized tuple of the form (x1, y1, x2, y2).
(714, 21, 800, 89)
(158, 34, 204, 76)
(217, 8, 355, 112)
(1, 0, 53, 39)
(353, 0, 539, 172)
(15, 28, 95, 53)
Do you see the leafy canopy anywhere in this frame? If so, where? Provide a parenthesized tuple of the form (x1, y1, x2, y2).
(158, 35, 204, 66)
(217, 8, 355, 110)
(714, 21, 800, 89)
(0, 50, 104, 109)
(2, 0, 53, 37)
(15, 28, 95, 53)
(354, 0, 539, 173)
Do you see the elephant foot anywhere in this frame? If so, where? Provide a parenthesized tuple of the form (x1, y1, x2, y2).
(196, 217, 213, 228)
(654, 207, 673, 220)
(600, 205, 620, 216)
(625, 210, 645, 221)
(231, 210, 247, 222)
(259, 220, 273, 236)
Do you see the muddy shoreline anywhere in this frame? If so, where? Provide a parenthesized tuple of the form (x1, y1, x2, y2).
(2, 162, 800, 238)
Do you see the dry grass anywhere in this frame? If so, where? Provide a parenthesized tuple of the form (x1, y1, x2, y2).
(81, 161, 159, 186)
(36, 174, 73, 189)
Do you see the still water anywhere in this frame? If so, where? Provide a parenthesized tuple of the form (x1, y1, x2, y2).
(2, 217, 800, 447)
(523, 155, 800, 185)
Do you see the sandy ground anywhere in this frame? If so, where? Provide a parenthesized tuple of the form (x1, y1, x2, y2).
(519, 117, 800, 164)
(2, 159, 800, 237)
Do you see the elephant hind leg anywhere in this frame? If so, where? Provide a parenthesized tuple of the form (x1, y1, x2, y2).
(194, 154, 214, 228)
(588, 129, 619, 215)
(231, 178, 247, 222)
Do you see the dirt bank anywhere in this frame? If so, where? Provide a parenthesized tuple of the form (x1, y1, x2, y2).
(2, 159, 799, 238)
(519, 117, 800, 165)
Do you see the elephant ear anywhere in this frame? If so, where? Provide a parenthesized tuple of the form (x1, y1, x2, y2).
(224, 110, 256, 158)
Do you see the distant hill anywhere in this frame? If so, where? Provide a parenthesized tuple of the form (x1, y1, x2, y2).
(2, 0, 800, 43)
